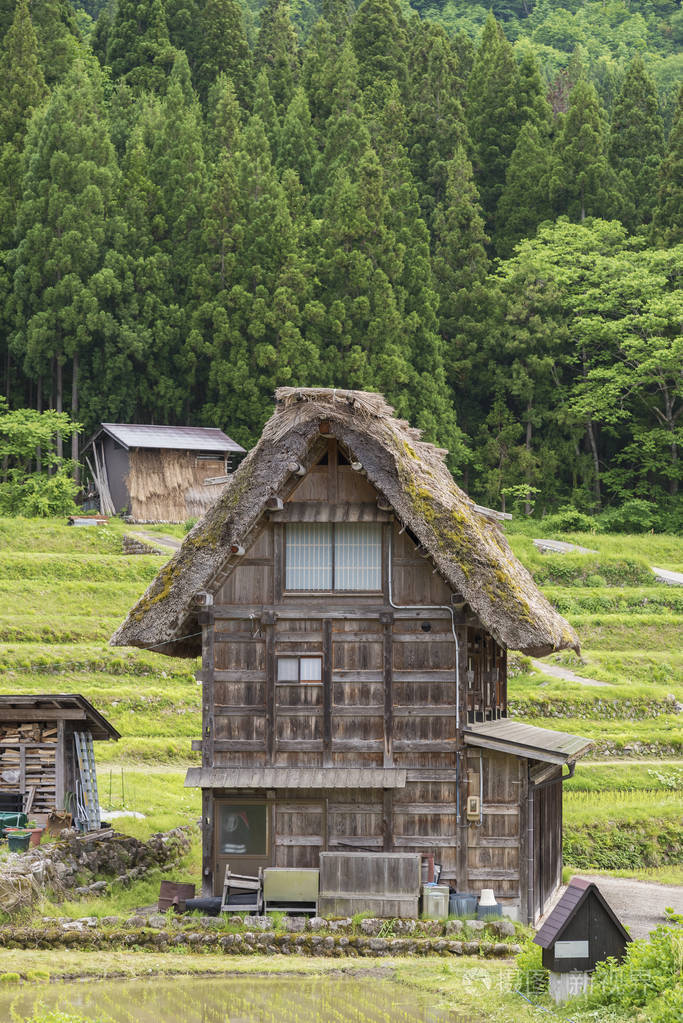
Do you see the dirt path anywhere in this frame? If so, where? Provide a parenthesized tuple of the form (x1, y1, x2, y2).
(564, 875, 683, 939)
(130, 530, 181, 551)
(531, 659, 610, 688)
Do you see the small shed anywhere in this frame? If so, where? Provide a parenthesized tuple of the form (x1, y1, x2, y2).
(81, 423, 245, 522)
(0, 695, 120, 817)
(534, 877, 631, 1002)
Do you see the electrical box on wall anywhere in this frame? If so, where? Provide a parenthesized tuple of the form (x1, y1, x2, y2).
(467, 795, 480, 821)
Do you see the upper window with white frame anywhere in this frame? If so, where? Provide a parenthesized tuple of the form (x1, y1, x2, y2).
(285, 523, 382, 591)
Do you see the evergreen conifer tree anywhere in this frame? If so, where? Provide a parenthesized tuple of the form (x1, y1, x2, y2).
(147, 53, 207, 298)
(431, 143, 489, 447)
(254, 0, 300, 116)
(205, 71, 242, 164)
(253, 69, 281, 162)
(198, 115, 319, 444)
(466, 13, 521, 229)
(351, 0, 408, 109)
(0, 0, 47, 147)
(552, 78, 613, 221)
(106, 0, 175, 94)
(194, 0, 253, 107)
(374, 83, 463, 458)
(29, 0, 80, 86)
(496, 122, 553, 258)
(11, 58, 122, 459)
(278, 86, 317, 189)
(406, 22, 467, 223)
(312, 37, 370, 200)
(651, 84, 682, 246)
(609, 56, 664, 230)
(516, 45, 553, 131)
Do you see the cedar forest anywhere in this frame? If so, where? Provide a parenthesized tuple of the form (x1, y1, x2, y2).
(0, 0, 681, 521)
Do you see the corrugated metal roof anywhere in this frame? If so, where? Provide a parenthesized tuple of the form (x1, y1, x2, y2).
(184, 768, 407, 789)
(464, 720, 593, 765)
(534, 878, 630, 949)
(98, 423, 245, 453)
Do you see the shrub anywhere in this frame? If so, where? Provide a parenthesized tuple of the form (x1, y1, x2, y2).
(0, 466, 79, 517)
(541, 505, 598, 534)
(514, 938, 548, 996)
(581, 924, 683, 1023)
(597, 500, 659, 534)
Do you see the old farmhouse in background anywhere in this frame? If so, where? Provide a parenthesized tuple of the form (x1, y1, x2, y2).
(82, 423, 245, 522)
(113, 388, 593, 924)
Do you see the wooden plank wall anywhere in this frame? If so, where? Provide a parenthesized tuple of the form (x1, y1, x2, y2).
(202, 440, 519, 903)
(466, 750, 523, 902)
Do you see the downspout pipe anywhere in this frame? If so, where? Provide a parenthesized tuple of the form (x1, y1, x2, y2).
(387, 530, 464, 853)
(387, 534, 461, 731)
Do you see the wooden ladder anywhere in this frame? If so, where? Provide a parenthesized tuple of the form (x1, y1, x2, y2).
(74, 731, 101, 831)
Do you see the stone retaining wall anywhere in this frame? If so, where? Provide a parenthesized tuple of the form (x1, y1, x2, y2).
(0, 827, 193, 913)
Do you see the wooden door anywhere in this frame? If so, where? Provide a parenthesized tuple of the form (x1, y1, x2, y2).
(533, 778, 563, 920)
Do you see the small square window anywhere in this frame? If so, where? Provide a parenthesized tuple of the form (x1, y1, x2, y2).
(277, 655, 322, 684)
(277, 657, 299, 682)
(300, 657, 322, 683)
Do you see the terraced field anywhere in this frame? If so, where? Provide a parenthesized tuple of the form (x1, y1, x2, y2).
(0, 516, 681, 881)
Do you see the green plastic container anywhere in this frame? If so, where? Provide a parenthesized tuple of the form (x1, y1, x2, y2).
(7, 831, 31, 852)
(0, 812, 27, 832)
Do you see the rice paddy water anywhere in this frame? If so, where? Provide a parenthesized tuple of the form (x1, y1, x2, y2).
(0, 975, 466, 1022)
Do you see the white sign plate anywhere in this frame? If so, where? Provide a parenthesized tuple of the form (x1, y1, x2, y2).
(554, 940, 589, 959)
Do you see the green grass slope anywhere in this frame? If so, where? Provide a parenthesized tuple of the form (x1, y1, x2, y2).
(0, 516, 680, 882)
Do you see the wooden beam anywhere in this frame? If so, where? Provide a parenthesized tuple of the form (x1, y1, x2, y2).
(265, 618, 275, 765)
(0, 709, 86, 722)
(381, 609, 393, 768)
(269, 503, 392, 523)
(383, 788, 393, 852)
(323, 619, 332, 767)
(55, 719, 66, 809)
(213, 606, 461, 621)
(327, 438, 338, 505)
(201, 611, 215, 769)
(273, 523, 283, 602)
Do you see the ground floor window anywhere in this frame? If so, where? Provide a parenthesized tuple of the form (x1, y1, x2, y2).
(217, 802, 268, 856)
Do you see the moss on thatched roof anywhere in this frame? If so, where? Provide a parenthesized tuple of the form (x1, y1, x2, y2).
(111, 388, 579, 658)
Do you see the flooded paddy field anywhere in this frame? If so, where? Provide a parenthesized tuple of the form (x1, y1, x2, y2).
(0, 973, 466, 1022)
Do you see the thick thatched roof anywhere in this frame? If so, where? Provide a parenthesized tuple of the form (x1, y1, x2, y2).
(111, 388, 579, 658)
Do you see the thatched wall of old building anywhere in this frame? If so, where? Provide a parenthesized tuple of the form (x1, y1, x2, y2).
(125, 449, 228, 522)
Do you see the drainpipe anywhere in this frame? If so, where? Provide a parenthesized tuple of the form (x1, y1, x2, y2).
(387, 530, 463, 876)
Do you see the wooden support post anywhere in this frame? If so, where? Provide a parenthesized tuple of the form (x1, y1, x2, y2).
(519, 758, 530, 924)
(327, 438, 338, 504)
(383, 788, 394, 852)
(200, 609, 215, 769)
(380, 610, 394, 767)
(202, 789, 214, 897)
(273, 523, 283, 602)
(55, 719, 66, 809)
(264, 611, 276, 765)
(19, 744, 26, 796)
(456, 624, 469, 891)
(323, 619, 332, 767)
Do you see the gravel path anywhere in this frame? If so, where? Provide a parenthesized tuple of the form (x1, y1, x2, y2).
(531, 659, 610, 688)
(557, 875, 683, 939)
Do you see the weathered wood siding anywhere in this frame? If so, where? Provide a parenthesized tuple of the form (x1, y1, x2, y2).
(200, 439, 523, 907)
(467, 750, 523, 901)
